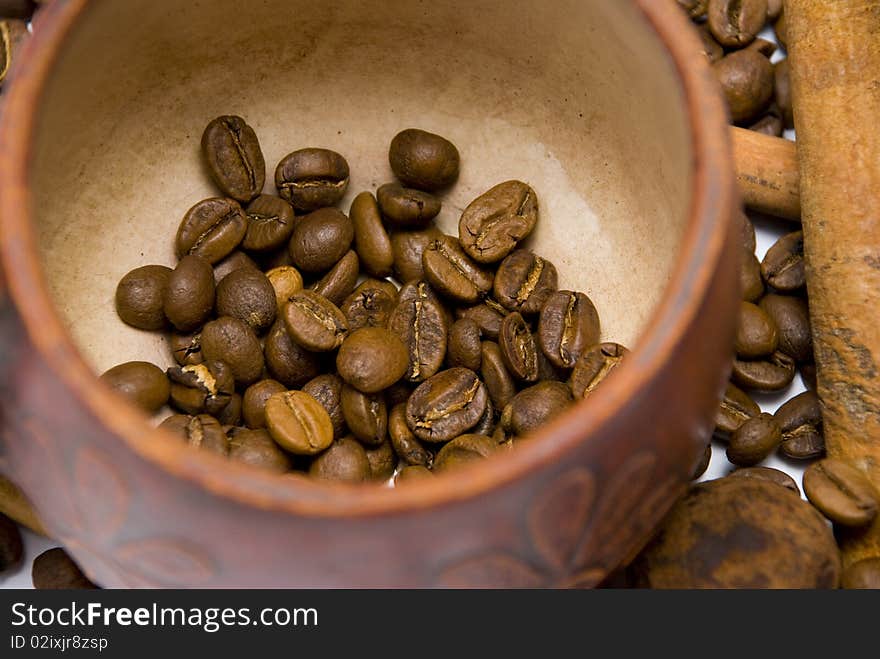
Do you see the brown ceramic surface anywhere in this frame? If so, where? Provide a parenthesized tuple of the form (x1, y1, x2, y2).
(0, 0, 737, 587)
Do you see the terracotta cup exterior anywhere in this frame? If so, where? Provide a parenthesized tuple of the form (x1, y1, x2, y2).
(0, 0, 737, 587)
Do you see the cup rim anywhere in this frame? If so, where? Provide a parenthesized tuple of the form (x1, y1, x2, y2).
(0, 0, 735, 518)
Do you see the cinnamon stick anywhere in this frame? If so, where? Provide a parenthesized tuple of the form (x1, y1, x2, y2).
(730, 126, 800, 221)
(785, 0, 880, 568)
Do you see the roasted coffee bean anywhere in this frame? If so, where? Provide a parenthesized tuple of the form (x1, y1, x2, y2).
(167, 360, 234, 416)
(337, 327, 409, 393)
(735, 301, 778, 359)
(493, 250, 558, 314)
(744, 37, 778, 59)
(740, 251, 764, 302)
(388, 281, 448, 383)
(389, 403, 433, 468)
(264, 319, 323, 388)
(569, 342, 629, 398)
(242, 194, 295, 252)
(350, 191, 394, 278)
(308, 437, 371, 482)
(288, 207, 354, 273)
(100, 361, 169, 413)
(0, 513, 23, 573)
(841, 558, 880, 590)
(459, 180, 538, 264)
(282, 290, 348, 352)
(759, 294, 812, 363)
(501, 381, 572, 438)
(738, 210, 757, 254)
(200, 316, 264, 385)
(340, 384, 387, 447)
(389, 128, 460, 191)
(175, 197, 247, 264)
(803, 459, 879, 527)
(385, 381, 414, 408)
(728, 466, 800, 494)
(713, 50, 774, 124)
(691, 444, 712, 480)
(538, 291, 601, 369)
(213, 250, 258, 284)
(390, 223, 443, 284)
(473, 397, 496, 436)
(749, 107, 784, 137)
(708, 0, 767, 48)
(265, 390, 334, 455)
(800, 363, 817, 391)
(762, 230, 805, 292)
(731, 350, 796, 392)
(310, 250, 359, 306)
(242, 379, 287, 430)
(677, 0, 708, 18)
(275, 148, 349, 212)
(423, 235, 494, 304)
(115, 265, 171, 330)
(480, 341, 517, 412)
(365, 438, 397, 482)
(536, 349, 566, 382)
(228, 428, 292, 473)
(377, 183, 441, 228)
(714, 382, 761, 435)
(257, 245, 295, 271)
(406, 367, 488, 443)
(695, 23, 723, 63)
(726, 412, 781, 467)
(202, 115, 265, 203)
(774, 59, 793, 129)
(455, 298, 507, 340)
(302, 373, 347, 439)
(447, 318, 483, 371)
(32, 548, 97, 590)
(164, 255, 215, 332)
(216, 266, 276, 332)
(434, 434, 497, 472)
(159, 414, 228, 455)
(265, 265, 304, 312)
(631, 477, 840, 588)
(396, 465, 433, 484)
(218, 394, 242, 426)
(498, 312, 539, 382)
(342, 279, 399, 330)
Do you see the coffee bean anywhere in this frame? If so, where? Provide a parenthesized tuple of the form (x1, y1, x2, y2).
(342, 278, 399, 331)
(32, 548, 97, 590)
(340, 384, 387, 447)
(447, 318, 483, 371)
(216, 266, 276, 332)
(389, 403, 433, 468)
(695, 23, 723, 63)
(735, 301, 779, 359)
(713, 49, 774, 124)
(282, 290, 348, 352)
(310, 250, 360, 306)
(762, 230, 805, 292)
(455, 298, 507, 340)
(0, 513, 23, 573)
(423, 235, 494, 304)
(228, 428, 292, 473)
(458, 180, 538, 264)
(385, 381, 414, 408)
(115, 265, 171, 330)
(213, 250, 258, 284)
(350, 191, 394, 278)
(201, 116, 265, 203)
(265, 390, 334, 455)
(265, 265, 304, 312)
(537, 290, 601, 369)
(390, 224, 443, 283)
(691, 443, 712, 480)
(395, 465, 434, 484)
(167, 360, 234, 416)
(200, 316, 264, 385)
(677, 0, 708, 18)
(389, 128, 460, 191)
(388, 281, 448, 383)
(159, 414, 228, 455)
(774, 59, 793, 130)
(726, 412, 782, 466)
(714, 382, 761, 435)
(499, 312, 539, 382)
(242, 379, 287, 429)
(741, 251, 764, 302)
(708, 0, 767, 48)
(164, 255, 215, 332)
(100, 361, 169, 413)
(434, 434, 497, 472)
(176, 197, 247, 264)
(731, 350, 796, 392)
(301, 373, 347, 439)
(309, 437, 371, 482)
(800, 363, 818, 392)
(493, 249, 558, 314)
(365, 438, 397, 481)
(288, 207, 354, 273)
(501, 381, 572, 437)
(744, 37, 778, 59)
(218, 394, 242, 426)
(377, 183, 442, 228)
(472, 397, 496, 436)
(759, 294, 812, 363)
(749, 106, 784, 137)
(242, 194, 295, 252)
(841, 558, 880, 589)
(275, 148, 349, 212)
(728, 466, 800, 495)
(568, 342, 629, 398)
(264, 319, 323, 388)
(406, 367, 488, 443)
(257, 245, 295, 271)
(803, 459, 879, 527)
(480, 341, 517, 412)
(738, 210, 757, 254)
(337, 327, 408, 394)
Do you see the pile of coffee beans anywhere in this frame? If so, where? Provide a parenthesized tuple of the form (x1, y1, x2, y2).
(103, 117, 621, 485)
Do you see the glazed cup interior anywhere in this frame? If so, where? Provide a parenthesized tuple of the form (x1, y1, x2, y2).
(28, 0, 691, 483)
